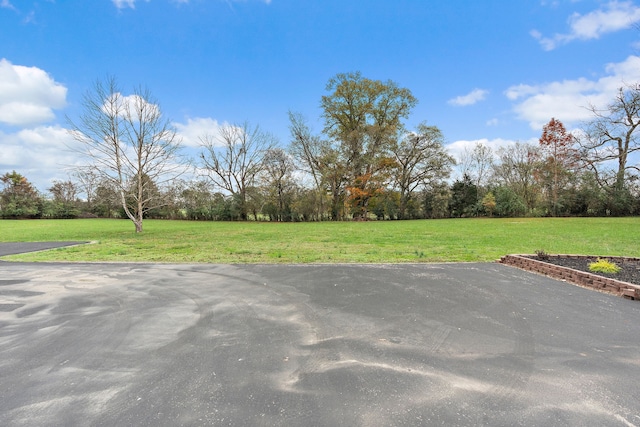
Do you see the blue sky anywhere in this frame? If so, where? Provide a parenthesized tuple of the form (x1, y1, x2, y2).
(2, 0, 640, 190)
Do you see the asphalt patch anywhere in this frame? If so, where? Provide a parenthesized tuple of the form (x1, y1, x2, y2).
(0, 242, 87, 257)
(0, 262, 638, 426)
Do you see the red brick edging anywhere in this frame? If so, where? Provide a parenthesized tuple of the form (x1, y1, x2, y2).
(498, 254, 640, 301)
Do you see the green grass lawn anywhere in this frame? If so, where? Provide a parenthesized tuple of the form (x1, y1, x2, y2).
(0, 217, 637, 263)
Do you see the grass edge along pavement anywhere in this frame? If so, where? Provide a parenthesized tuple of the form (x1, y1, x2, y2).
(0, 217, 638, 264)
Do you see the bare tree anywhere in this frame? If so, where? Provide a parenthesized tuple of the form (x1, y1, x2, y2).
(581, 85, 640, 193)
(459, 142, 494, 190)
(73, 169, 100, 210)
(288, 111, 324, 191)
(261, 147, 297, 221)
(48, 180, 79, 204)
(199, 122, 277, 220)
(69, 76, 185, 232)
(289, 111, 344, 220)
(48, 180, 80, 218)
(93, 179, 120, 218)
(492, 142, 540, 213)
(455, 142, 494, 216)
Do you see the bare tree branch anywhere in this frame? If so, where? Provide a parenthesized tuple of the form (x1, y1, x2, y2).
(68, 76, 186, 232)
(580, 85, 640, 192)
(199, 121, 276, 220)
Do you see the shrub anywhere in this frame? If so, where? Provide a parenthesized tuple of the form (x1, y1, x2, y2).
(588, 258, 621, 274)
(535, 249, 550, 261)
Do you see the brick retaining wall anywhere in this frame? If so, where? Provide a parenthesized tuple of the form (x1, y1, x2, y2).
(498, 254, 640, 301)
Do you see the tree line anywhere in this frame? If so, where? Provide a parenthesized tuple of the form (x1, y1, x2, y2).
(2, 74, 639, 230)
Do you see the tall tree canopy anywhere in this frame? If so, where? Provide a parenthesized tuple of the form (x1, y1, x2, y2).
(320, 72, 418, 219)
(0, 171, 41, 218)
(392, 122, 454, 219)
(536, 118, 578, 216)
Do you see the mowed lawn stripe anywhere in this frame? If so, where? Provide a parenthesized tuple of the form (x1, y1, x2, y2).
(0, 217, 637, 263)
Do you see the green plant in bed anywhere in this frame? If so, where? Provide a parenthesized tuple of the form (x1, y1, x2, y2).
(589, 258, 621, 274)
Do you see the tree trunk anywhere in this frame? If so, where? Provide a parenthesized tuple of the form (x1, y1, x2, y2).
(398, 191, 409, 220)
(119, 190, 144, 233)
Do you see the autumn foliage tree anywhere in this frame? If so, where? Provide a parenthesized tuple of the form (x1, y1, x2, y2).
(481, 192, 496, 217)
(320, 72, 418, 219)
(0, 171, 41, 218)
(536, 118, 578, 216)
(345, 158, 396, 219)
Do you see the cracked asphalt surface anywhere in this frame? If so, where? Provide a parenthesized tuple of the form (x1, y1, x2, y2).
(1, 244, 639, 426)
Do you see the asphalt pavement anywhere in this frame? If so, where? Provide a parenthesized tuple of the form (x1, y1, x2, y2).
(0, 242, 87, 257)
(0, 257, 639, 426)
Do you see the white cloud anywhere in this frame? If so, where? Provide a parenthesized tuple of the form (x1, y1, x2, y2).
(231, 0, 272, 4)
(1, 0, 16, 10)
(101, 92, 162, 121)
(532, 1, 640, 50)
(506, 55, 640, 129)
(0, 125, 80, 191)
(486, 118, 499, 126)
(0, 58, 67, 126)
(112, 0, 136, 8)
(174, 117, 230, 148)
(112, 0, 151, 9)
(112, 0, 270, 9)
(448, 88, 489, 106)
